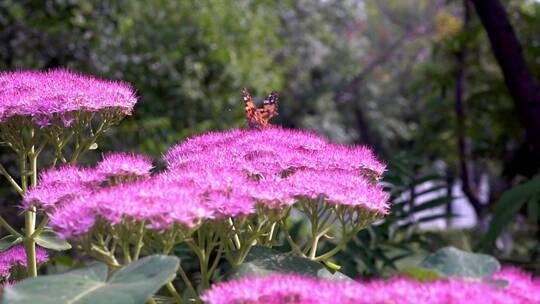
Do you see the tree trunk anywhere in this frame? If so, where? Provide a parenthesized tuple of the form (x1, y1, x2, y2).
(470, 0, 540, 156)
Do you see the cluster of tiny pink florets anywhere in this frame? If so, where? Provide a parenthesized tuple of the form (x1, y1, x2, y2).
(23, 153, 151, 210)
(201, 268, 540, 304)
(23, 127, 388, 238)
(96, 152, 154, 178)
(47, 167, 256, 237)
(0, 69, 137, 126)
(165, 127, 388, 211)
(22, 165, 106, 211)
(0, 245, 48, 278)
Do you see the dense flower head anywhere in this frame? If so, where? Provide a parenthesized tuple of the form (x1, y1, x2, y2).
(284, 169, 389, 213)
(39, 127, 388, 238)
(96, 152, 153, 178)
(48, 166, 267, 238)
(0, 245, 48, 278)
(22, 165, 105, 210)
(165, 127, 385, 178)
(24, 152, 288, 238)
(201, 270, 540, 304)
(493, 267, 540, 303)
(0, 69, 137, 126)
(164, 127, 388, 213)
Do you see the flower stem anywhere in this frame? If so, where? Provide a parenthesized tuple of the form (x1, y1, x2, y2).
(69, 120, 107, 164)
(122, 242, 132, 264)
(88, 244, 121, 268)
(132, 221, 145, 261)
(0, 163, 23, 195)
(228, 218, 241, 249)
(280, 219, 305, 257)
(313, 235, 350, 262)
(21, 150, 38, 277)
(314, 217, 368, 262)
(165, 282, 183, 304)
(0, 215, 23, 238)
(266, 222, 277, 244)
(30, 216, 49, 239)
(177, 263, 198, 300)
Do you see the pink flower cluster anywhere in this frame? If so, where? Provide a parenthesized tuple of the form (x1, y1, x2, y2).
(48, 167, 256, 237)
(0, 69, 137, 126)
(23, 153, 152, 211)
(22, 165, 106, 211)
(96, 152, 154, 178)
(202, 269, 540, 304)
(165, 127, 388, 213)
(24, 128, 388, 239)
(493, 267, 540, 303)
(0, 245, 48, 278)
(23, 153, 261, 237)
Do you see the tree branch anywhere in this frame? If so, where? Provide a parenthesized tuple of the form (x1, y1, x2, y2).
(470, 0, 540, 156)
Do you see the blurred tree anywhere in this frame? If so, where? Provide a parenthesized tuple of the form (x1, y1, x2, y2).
(470, 0, 540, 160)
(92, 0, 286, 155)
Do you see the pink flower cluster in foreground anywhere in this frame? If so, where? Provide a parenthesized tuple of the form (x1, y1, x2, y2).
(0, 69, 137, 126)
(23, 128, 389, 238)
(202, 269, 540, 304)
(0, 245, 48, 278)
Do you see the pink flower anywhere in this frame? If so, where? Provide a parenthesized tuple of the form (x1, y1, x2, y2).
(284, 168, 389, 214)
(38, 165, 105, 185)
(22, 165, 105, 210)
(0, 245, 48, 278)
(201, 275, 345, 304)
(164, 127, 388, 213)
(48, 166, 258, 238)
(0, 69, 137, 125)
(96, 152, 153, 178)
(164, 127, 385, 178)
(201, 272, 538, 304)
(49, 202, 97, 239)
(47, 127, 389, 238)
(493, 267, 540, 303)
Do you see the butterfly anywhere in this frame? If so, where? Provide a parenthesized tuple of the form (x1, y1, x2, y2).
(243, 88, 279, 129)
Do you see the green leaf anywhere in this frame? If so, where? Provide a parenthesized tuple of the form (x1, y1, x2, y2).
(527, 196, 540, 222)
(401, 267, 446, 282)
(478, 175, 540, 249)
(3, 255, 179, 304)
(419, 247, 500, 279)
(0, 235, 23, 252)
(230, 246, 351, 281)
(34, 229, 71, 251)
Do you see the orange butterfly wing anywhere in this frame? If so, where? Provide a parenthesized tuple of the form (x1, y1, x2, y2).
(243, 88, 279, 129)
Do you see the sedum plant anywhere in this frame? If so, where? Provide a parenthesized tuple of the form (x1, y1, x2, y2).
(0, 69, 137, 278)
(20, 127, 389, 300)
